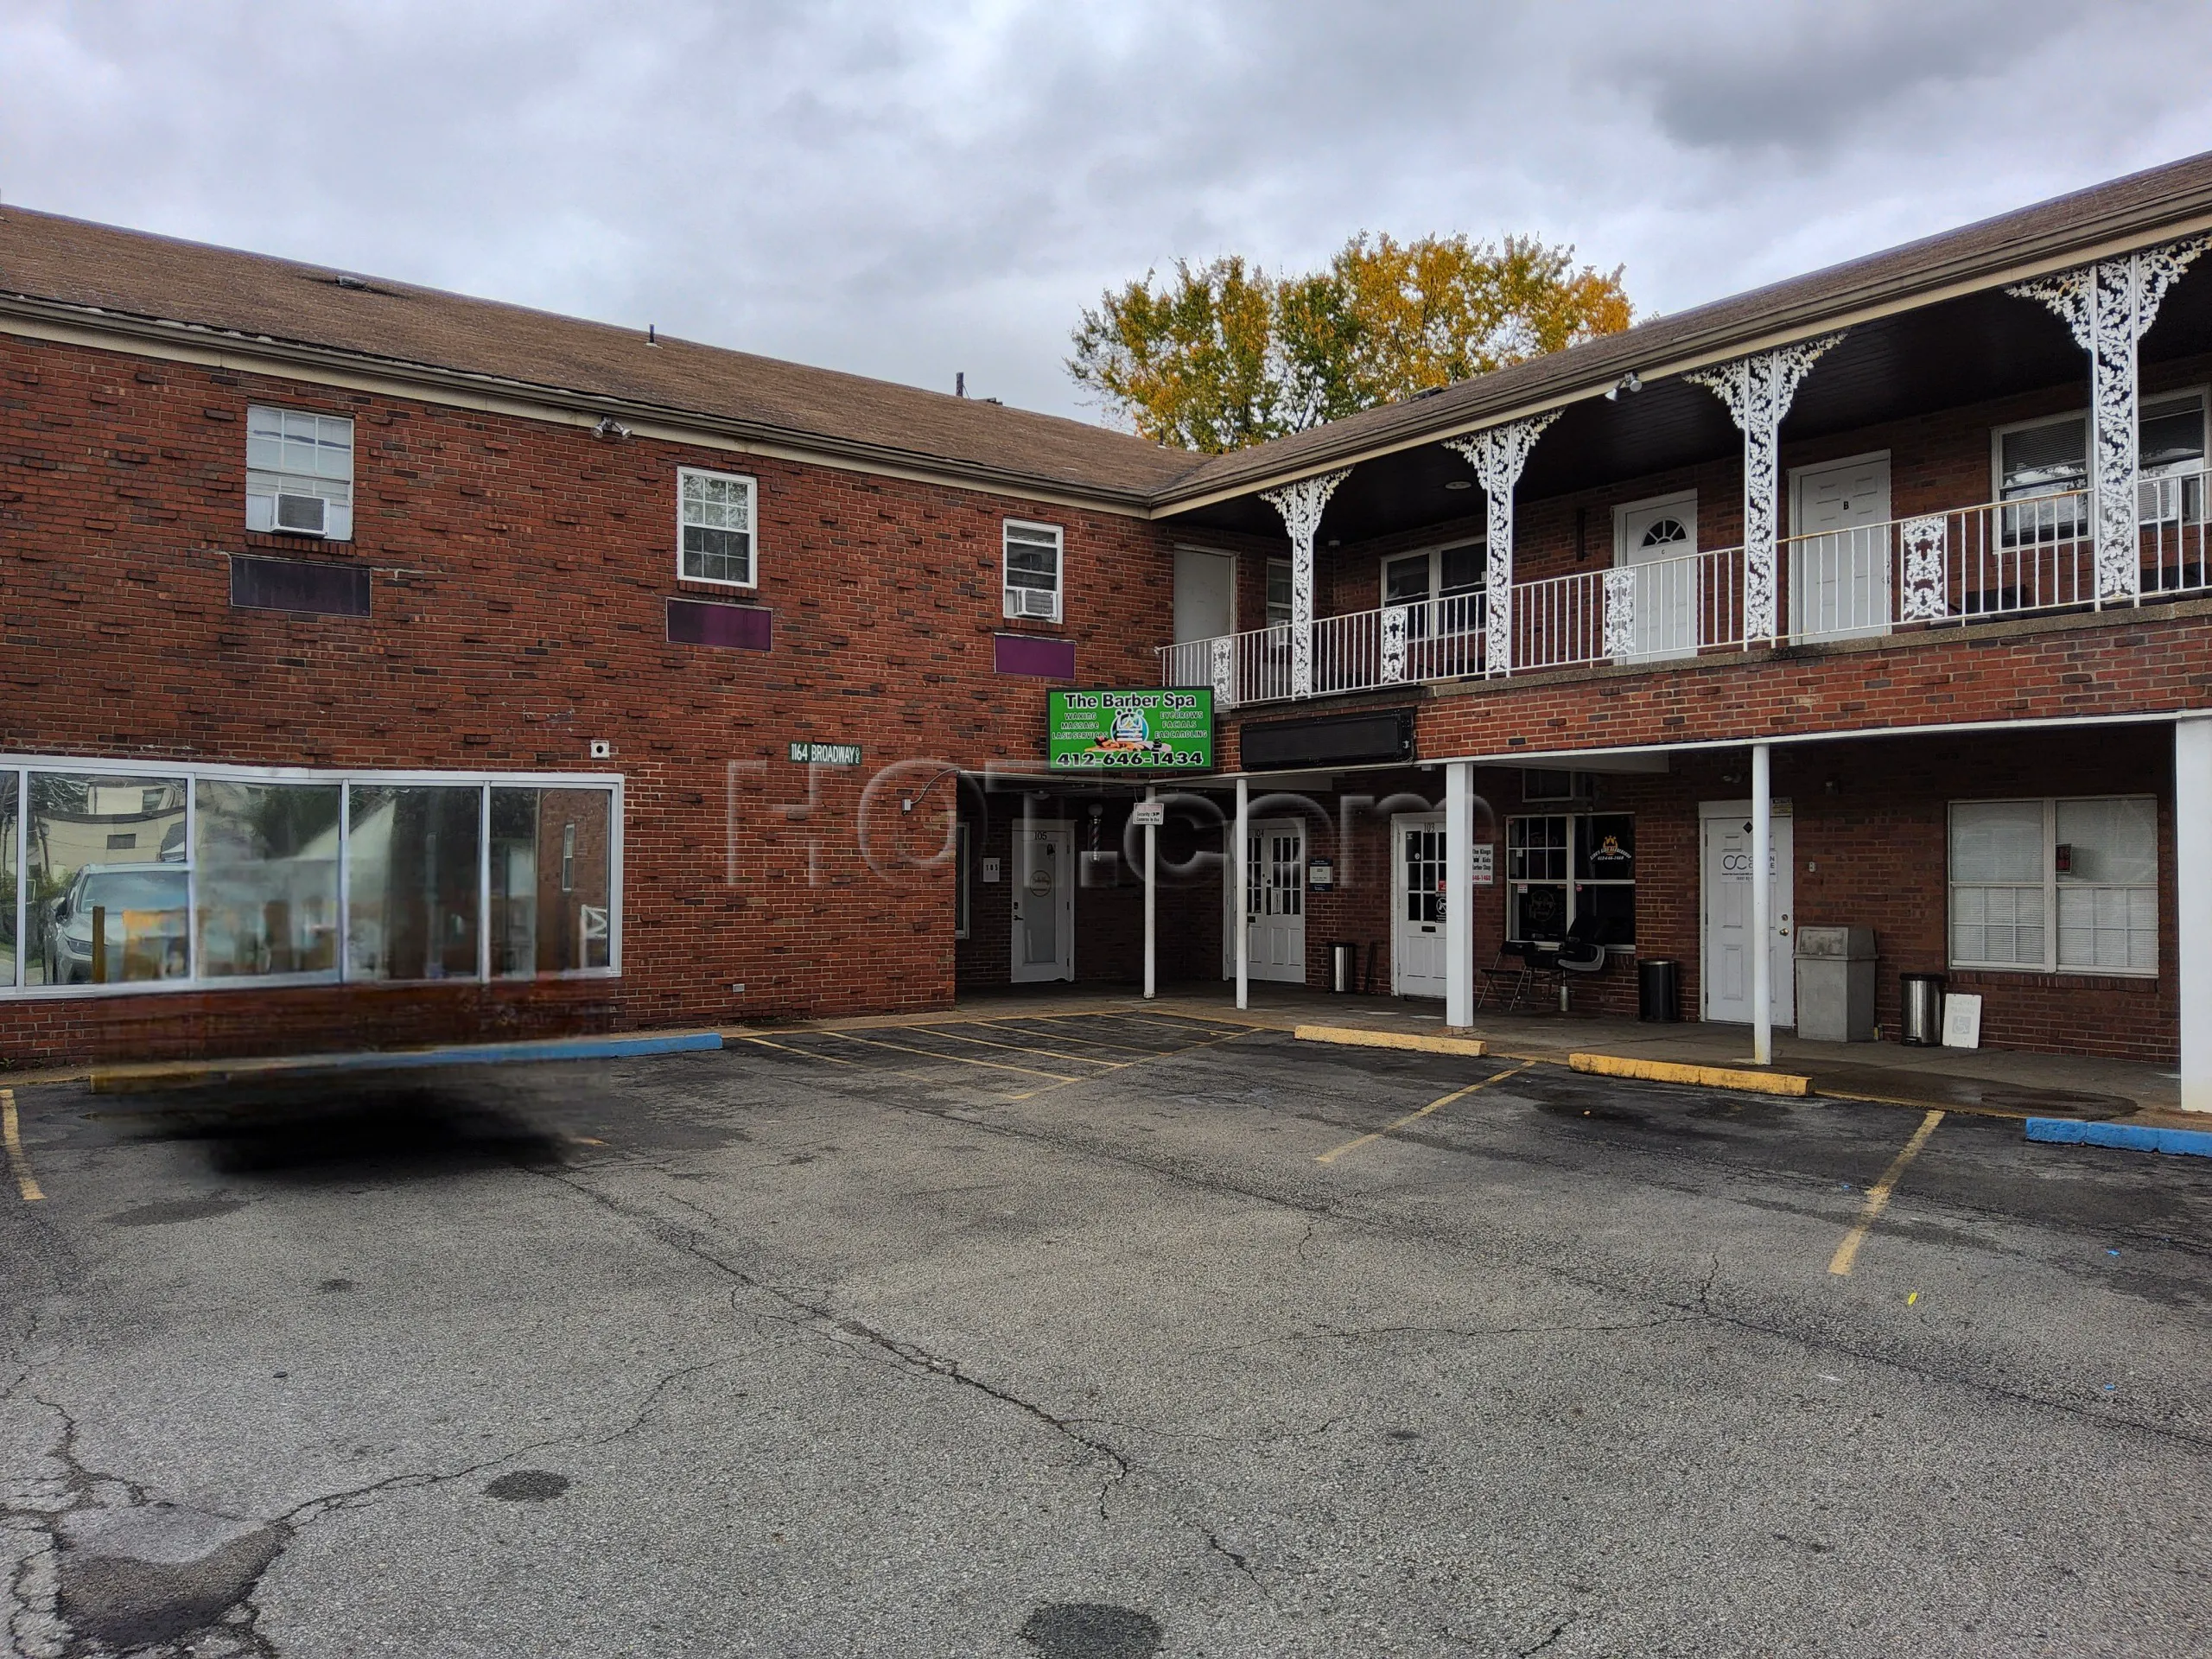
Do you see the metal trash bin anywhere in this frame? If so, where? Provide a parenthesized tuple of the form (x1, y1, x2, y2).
(1900, 972, 1946, 1046)
(1329, 942, 1357, 994)
(1637, 957, 1680, 1023)
(1795, 926, 1878, 1042)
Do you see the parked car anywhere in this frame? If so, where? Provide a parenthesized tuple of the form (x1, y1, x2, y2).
(40, 863, 190, 985)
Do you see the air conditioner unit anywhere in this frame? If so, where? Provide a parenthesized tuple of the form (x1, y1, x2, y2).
(1005, 587, 1058, 620)
(272, 492, 328, 536)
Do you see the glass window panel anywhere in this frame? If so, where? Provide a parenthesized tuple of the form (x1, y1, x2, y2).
(1440, 543, 1486, 594)
(1510, 883, 1568, 944)
(2056, 797, 2156, 887)
(1578, 881, 1635, 946)
(1266, 559, 1294, 627)
(489, 787, 613, 977)
(194, 781, 341, 981)
(2000, 418, 2087, 498)
(0, 772, 16, 989)
(1577, 815, 1636, 880)
(2139, 397, 2204, 474)
(345, 785, 482, 982)
(1951, 802, 2044, 884)
(25, 772, 188, 986)
(1383, 555, 1431, 607)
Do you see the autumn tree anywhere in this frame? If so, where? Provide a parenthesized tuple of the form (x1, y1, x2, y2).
(1069, 233, 1632, 453)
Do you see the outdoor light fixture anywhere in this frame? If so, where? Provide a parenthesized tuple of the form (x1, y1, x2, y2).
(594, 416, 631, 441)
(1444, 480, 1473, 491)
(1604, 371, 1643, 402)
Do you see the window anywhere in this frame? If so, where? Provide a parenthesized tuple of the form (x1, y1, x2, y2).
(0, 761, 621, 997)
(1265, 559, 1293, 629)
(1507, 813, 1634, 947)
(1949, 797, 2157, 975)
(245, 406, 353, 539)
(1995, 392, 2206, 539)
(1002, 520, 1063, 621)
(678, 468, 757, 587)
(954, 823, 972, 940)
(1382, 542, 1485, 641)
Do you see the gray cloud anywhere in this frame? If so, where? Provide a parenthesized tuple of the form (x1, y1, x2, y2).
(3, 0, 2209, 428)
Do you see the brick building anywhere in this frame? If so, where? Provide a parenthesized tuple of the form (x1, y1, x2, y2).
(5, 153, 2212, 1104)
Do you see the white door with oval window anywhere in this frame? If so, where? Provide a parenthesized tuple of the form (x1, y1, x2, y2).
(1615, 493, 1699, 661)
(1011, 823, 1074, 983)
(1393, 813, 1448, 997)
(1222, 818, 1306, 983)
(1700, 802, 1794, 1026)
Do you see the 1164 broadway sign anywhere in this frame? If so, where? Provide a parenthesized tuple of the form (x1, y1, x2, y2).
(1047, 689, 1214, 772)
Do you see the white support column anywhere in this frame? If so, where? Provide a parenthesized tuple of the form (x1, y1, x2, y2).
(2179, 721, 2212, 1111)
(1445, 761, 1474, 1029)
(1688, 336, 1845, 643)
(1233, 776, 1250, 1011)
(1445, 414, 1558, 677)
(1142, 784, 1157, 1001)
(2010, 237, 2208, 606)
(1751, 742, 1773, 1067)
(1259, 470, 1350, 699)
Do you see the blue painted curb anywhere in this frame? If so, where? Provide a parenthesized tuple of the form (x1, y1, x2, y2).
(2025, 1117, 2212, 1158)
(308, 1032, 723, 1071)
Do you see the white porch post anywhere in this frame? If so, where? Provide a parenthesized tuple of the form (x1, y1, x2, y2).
(1259, 469, 1350, 699)
(1445, 761, 1475, 1029)
(2179, 721, 2212, 1111)
(1446, 414, 1558, 677)
(1688, 334, 1845, 642)
(1233, 775, 1250, 1011)
(2011, 237, 2208, 605)
(1142, 783, 1157, 1001)
(1751, 742, 1773, 1066)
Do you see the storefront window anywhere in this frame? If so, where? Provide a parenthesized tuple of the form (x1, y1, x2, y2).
(346, 785, 483, 982)
(24, 772, 189, 986)
(490, 787, 613, 977)
(194, 780, 342, 981)
(1509, 812, 1635, 946)
(1950, 797, 2155, 974)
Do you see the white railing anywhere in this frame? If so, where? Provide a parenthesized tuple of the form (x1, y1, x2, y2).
(1157, 468, 2212, 705)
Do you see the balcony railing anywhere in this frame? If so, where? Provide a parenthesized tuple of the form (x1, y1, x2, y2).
(1158, 469, 2212, 706)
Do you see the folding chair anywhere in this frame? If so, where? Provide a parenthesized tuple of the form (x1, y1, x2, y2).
(1474, 944, 1535, 1012)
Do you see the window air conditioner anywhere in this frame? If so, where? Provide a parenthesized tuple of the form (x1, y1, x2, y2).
(1007, 587, 1058, 620)
(273, 493, 328, 536)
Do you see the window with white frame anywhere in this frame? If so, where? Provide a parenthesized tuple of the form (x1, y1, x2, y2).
(953, 822, 972, 940)
(0, 760, 620, 995)
(1506, 812, 1635, 947)
(1265, 558, 1293, 629)
(678, 467, 757, 587)
(1002, 520, 1063, 621)
(1381, 541, 1485, 637)
(1948, 796, 2158, 975)
(245, 406, 353, 539)
(1994, 391, 2205, 540)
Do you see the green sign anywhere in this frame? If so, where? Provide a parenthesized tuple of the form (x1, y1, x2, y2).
(1047, 688, 1214, 772)
(789, 741, 862, 766)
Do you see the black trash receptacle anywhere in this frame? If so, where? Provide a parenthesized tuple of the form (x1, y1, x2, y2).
(1329, 942, 1357, 994)
(1637, 957, 1681, 1023)
(1900, 971, 1946, 1046)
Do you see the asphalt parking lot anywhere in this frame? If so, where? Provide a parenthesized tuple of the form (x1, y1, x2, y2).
(3, 1010, 2210, 1658)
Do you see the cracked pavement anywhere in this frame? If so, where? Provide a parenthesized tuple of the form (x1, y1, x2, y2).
(2, 1010, 2209, 1655)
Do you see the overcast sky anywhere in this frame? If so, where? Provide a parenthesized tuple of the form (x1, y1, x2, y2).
(5, 1, 2210, 429)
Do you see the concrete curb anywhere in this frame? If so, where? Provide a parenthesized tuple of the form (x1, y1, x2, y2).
(1294, 1025, 1490, 1058)
(86, 1031, 723, 1094)
(2024, 1117, 2212, 1158)
(1568, 1052, 1812, 1097)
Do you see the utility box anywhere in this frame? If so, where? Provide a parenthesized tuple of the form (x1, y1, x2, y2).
(1794, 926, 1878, 1042)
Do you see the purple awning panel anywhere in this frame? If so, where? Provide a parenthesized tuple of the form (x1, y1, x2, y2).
(994, 632, 1075, 679)
(667, 598, 772, 651)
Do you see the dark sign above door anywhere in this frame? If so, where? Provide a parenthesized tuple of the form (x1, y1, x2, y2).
(1240, 708, 1415, 770)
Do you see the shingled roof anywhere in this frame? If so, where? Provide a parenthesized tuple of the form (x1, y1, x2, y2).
(0, 207, 1204, 505)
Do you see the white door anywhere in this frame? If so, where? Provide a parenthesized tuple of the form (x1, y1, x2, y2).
(1222, 818, 1306, 983)
(1394, 814, 1448, 998)
(1011, 823, 1074, 983)
(1791, 454, 1891, 640)
(1616, 494, 1699, 660)
(1700, 806, 1795, 1026)
(1174, 549, 1235, 643)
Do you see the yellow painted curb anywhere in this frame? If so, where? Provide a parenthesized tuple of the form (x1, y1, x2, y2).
(1294, 1025, 1489, 1058)
(1569, 1052, 1809, 1096)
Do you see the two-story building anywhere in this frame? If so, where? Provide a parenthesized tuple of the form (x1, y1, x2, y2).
(6, 154, 2212, 1107)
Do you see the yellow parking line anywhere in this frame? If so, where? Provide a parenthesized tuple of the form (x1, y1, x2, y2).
(910, 1026, 1121, 1066)
(819, 1030, 1079, 1083)
(1315, 1062, 1535, 1166)
(969, 1020, 1179, 1057)
(737, 1035, 858, 1065)
(1828, 1109, 1945, 1276)
(3, 1090, 45, 1202)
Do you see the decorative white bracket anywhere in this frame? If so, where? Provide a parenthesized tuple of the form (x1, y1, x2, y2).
(1602, 566, 1638, 659)
(1898, 516, 1948, 621)
(1380, 603, 1410, 683)
(1260, 468, 1351, 698)
(2009, 235, 2209, 604)
(1444, 411, 1560, 677)
(1687, 333, 1846, 643)
(1208, 634, 1236, 708)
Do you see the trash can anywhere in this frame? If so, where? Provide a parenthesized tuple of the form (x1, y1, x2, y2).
(1329, 941, 1357, 994)
(1637, 957, 1680, 1023)
(1900, 972, 1946, 1046)
(1795, 926, 1878, 1042)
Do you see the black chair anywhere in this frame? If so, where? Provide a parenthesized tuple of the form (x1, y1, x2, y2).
(1555, 912, 1608, 976)
(1474, 944, 1536, 1012)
